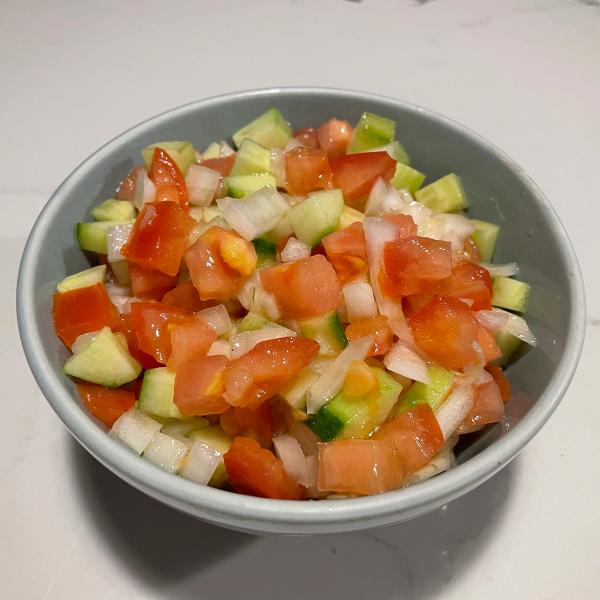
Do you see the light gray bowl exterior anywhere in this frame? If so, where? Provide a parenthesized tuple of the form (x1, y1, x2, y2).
(17, 88, 585, 535)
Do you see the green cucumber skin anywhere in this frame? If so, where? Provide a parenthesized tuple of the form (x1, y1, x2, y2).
(395, 364, 454, 414)
(329, 312, 348, 349)
(224, 174, 277, 199)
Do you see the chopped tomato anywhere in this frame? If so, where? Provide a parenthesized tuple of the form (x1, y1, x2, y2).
(317, 118, 353, 158)
(53, 283, 120, 348)
(129, 301, 192, 364)
(409, 296, 478, 370)
(317, 439, 404, 496)
(260, 254, 341, 320)
(457, 237, 482, 264)
(173, 354, 230, 416)
(162, 280, 206, 311)
(345, 315, 393, 356)
(486, 365, 511, 402)
(121, 202, 196, 276)
(373, 404, 444, 474)
(284, 147, 332, 196)
(458, 379, 504, 434)
(129, 263, 177, 300)
(380, 237, 452, 297)
(150, 147, 189, 210)
(475, 325, 503, 363)
(224, 337, 319, 409)
(184, 226, 256, 301)
(383, 214, 418, 239)
(224, 437, 303, 500)
(322, 222, 367, 283)
(116, 314, 160, 369)
(76, 383, 136, 427)
(167, 317, 217, 371)
(293, 127, 320, 149)
(201, 155, 235, 176)
(402, 294, 434, 318)
(219, 408, 240, 437)
(116, 166, 145, 200)
(232, 404, 273, 447)
(448, 261, 492, 311)
(329, 151, 396, 209)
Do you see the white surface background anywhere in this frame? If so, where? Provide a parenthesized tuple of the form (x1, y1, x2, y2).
(2, 1, 599, 598)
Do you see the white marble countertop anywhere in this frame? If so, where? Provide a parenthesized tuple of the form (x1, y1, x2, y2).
(3, 0, 599, 598)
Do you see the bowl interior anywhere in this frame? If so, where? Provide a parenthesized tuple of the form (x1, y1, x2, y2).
(18, 88, 584, 534)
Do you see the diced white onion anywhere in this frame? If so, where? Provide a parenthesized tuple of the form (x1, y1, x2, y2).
(481, 262, 519, 277)
(133, 170, 156, 211)
(343, 281, 378, 321)
(365, 178, 413, 216)
(105, 282, 137, 315)
(196, 305, 231, 336)
(107, 224, 133, 263)
(306, 336, 373, 414)
(494, 308, 537, 346)
(435, 385, 475, 440)
(207, 339, 231, 358)
(229, 326, 297, 359)
(279, 367, 319, 409)
(406, 445, 455, 484)
(284, 138, 304, 152)
(281, 237, 311, 263)
(420, 213, 475, 252)
(110, 408, 162, 454)
(476, 309, 509, 332)
(270, 148, 287, 187)
(384, 341, 431, 384)
(237, 273, 281, 321)
(273, 434, 310, 486)
(143, 432, 190, 473)
(218, 187, 289, 241)
(71, 330, 98, 354)
(185, 164, 221, 207)
(180, 441, 221, 484)
(219, 140, 235, 156)
(461, 365, 493, 387)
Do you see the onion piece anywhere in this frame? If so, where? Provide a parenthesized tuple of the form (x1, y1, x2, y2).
(494, 308, 537, 346)
(207, 339, 231, 358)
(406, 445, 455, 484)
(481, 262, 519, 277)
(384, 341, 431, 384)
(281, 237, 311, 263)
(420, 213, 475, 252)
(475, 309, 509, 332)
(110, 408, 162, 455)
(270, 148, 287, 187)
(196, 304, 231, 336)
(185, 164, 221, 207)
(343, 281, 378, 321)
(237, 272, 281, 321)
(143, 433, 190, 473)
(365, 178, 413, 216)
(273, 434, 310, 486)
(217, 187, 289, 241)
(284, 138, 304, 153)
(105, 283, 137, 315)
(107, 224, 133, 263)
(132, 170, 156, 210)
(229, 327, 297, 359)
(435, 385, 475, 440)
(219, 140, 235, 156)
(180, 441, 221, 485)
(306, 336, 373, 414)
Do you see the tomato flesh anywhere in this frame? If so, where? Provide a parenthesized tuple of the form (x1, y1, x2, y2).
(458, 379, 504, 434)
(150, 147, 189, 210)
(284, 147, 332, 196)
(116, 166, 145, 200)
(447, 261, 493, 311)
(77, 383, 136, 427)
(121, 202, 196, 276)
(116, 314, 160, 369)
(167, 317, 216, 371)
(486, 365, 511, 402)
(53, 283, 120, 348)
(317, 118, 353, 158)
(293, 127, 320, 149)
(322, 222, 367, 283)
(475, 324, 503, 363)
(201, 155, 235, 176)
(162, 280, 209, 312)
(129, 263, 177, 300)
(260, 254, 341, 320)
(345, 315, 393, 356)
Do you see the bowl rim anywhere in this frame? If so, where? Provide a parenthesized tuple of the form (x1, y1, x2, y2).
(17, 86, 586, 530)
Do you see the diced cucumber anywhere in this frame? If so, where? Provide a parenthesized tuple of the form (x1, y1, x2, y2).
(367, 141, 410, 165)
(232, 108, 292, 149)
(391, 163, 426, 195)
(138, 368, 183, 419)
(251, 238, 277, 268)
(308, 367, 402, 441)
(492, 329, 522, 367)
(142, 141, 196, 174)
(201, 142, 221, 159)
(238, 311, 268, 332)
(230, 139, 272, 176)
(347, 112, 396, 153)
(56, 265, 106, 293)
(288, 189, 344, 246)
(76, 220, 134, 254)
(394, 364, 454, 415)
(492, 277, 530, 312)
(471, 219, 500, 263)
(334, 205, 365, 231)
(63, 326, 141, 387)
(258, 213, 295, 244)
(299, 311, 348, 357)
(91, 199, 136, 222)
(224, 174, 277, 198)
(415, 173, 468, 212)
(278, 367, 320, 410)
(188, 425, 232, 487)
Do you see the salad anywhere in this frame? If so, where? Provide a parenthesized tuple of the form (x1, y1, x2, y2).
(52, 107, 536, 500)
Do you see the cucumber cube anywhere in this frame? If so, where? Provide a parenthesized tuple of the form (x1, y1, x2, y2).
(138, 368, 183, 419)
(395, 364, 454, 414)
(230, 139, 273, 176)
(367, 141, 410, 165)
(76, 220, 134, 254)
(64, 326, 141, 387)
(279, 367, 320, 410)
(57, 265, 106, 293)
(238, 312, 268, 332)
(299, 311, 348, 357)
(391, 163, 426, 195)
(415, 173, 468, 212)
(224, 174, 277, 198)
(92, 199, 136, 222)
(471, 219, 500, 263)
(201, 142, 221, 159)
(232, 108, 292, 149)
(335, 205, 365, 231)
(251, 238, 277, 268)
(347, 112, 396, 153)
(492, 277, 530, 312)
(492, 330, 522, 367)
(142, 141, 196, 175)
(288, 189, 344, 246)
